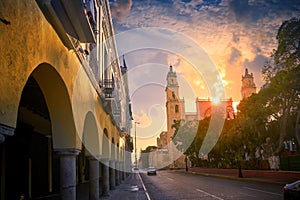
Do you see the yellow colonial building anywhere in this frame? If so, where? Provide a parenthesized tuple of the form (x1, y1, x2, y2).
(0, 0, 133, 200)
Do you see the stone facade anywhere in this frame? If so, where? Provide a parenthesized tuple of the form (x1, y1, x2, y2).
(241, 68, 257, 99)
(153, 65, 235, 168)
(165, 66, 184, 144)
(196, 98, 235, 120)
(150, 67, 257, 169)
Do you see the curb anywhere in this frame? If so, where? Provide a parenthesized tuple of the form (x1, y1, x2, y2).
(187, 171, 286, 186)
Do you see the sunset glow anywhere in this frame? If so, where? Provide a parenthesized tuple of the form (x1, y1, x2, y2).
(109, 0, 300, 150)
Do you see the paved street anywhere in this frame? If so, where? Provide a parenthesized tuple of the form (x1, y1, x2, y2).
(139, 170, 283, 200)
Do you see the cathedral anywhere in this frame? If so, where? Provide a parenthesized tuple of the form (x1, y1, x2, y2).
(241, 68, 257, 99)
(155, 66, 256, 168)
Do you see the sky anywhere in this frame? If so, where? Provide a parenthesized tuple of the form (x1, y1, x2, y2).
(108, 0, 300, 152)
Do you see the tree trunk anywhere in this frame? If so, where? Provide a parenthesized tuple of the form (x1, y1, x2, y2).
(238, 160, 243, 178)
(295, 110, 300, 148)
(275, 110, 289, 154)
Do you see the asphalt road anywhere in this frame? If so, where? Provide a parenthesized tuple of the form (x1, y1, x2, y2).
(140, 170, 283, 200)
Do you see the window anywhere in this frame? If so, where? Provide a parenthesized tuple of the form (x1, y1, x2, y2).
(172, 91, 175, 99)
(175, 105, 179, 113)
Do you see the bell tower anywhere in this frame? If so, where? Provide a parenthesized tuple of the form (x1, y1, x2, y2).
(241, 68, 256, 99)
(165, 65, 183, 143)
(166, 65, 179, 98)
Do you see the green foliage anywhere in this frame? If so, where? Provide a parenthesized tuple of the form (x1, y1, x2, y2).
(275, 18, 300, 69)
(260, 18, 300, 153)
(172, 119, 200, 157)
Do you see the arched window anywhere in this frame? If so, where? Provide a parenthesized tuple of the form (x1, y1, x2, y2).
(175, 105, 179, 113)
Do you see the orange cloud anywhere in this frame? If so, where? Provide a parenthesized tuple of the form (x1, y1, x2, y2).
(110, 0, 133, 21)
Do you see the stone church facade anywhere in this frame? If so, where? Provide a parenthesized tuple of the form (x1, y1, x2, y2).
(241, 68, 257, 99)
(154, 66, 256, 168)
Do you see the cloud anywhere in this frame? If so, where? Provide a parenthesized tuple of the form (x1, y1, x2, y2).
(232, 32, 240, 44)
(228, 0, 251, 22)
(173, 56, 208, 97)
(228, 47, 242, 64)
(133, 110, 152, 127)
(242, 54, 269, 92)
(111, 0, 300, 149)
(228, 0, 300, 24)
(244, 54, 269, 72)
(125, 50, 169, 68)
(112, 0, 300, 108)
(110, 0, 133, 21)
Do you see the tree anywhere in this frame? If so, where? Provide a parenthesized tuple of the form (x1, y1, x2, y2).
(172, 118, 210, 167)
(172, 120, 199, 158)
(262, 18, 300, 153)
(274, 18, 300, 70)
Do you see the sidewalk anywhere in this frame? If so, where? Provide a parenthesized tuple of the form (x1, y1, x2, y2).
(101, 172, 148, 200)
(187, 167, 300, 186)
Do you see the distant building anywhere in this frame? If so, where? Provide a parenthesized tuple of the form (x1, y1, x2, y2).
(241, 68, 257, 99)
(161, 65, 235, 142)
(152, 66, 257, 169)
(141, 146, 157, 168)
(154, 65, 235, 168)
(157, 131, 168, 149)
(185, 112, 198, 121)
(196, 98, 235, 120)
(165, 65, 185, 144)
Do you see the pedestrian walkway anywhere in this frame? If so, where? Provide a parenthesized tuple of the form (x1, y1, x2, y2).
(186, 167, 300, 186)
(101, 172, 148, 200)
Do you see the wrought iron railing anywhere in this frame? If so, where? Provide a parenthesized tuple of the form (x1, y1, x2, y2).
(103, 79, 114, 98)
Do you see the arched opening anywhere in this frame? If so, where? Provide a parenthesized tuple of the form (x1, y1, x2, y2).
(4, 75, 60, 199)
(226, 105, 235, 120)
(77, 112, 100, 189)
(2, 63, 78, 199)
(111, 137, 115, 160)
(100, 128, 110, 196)
(175, 105, 179, 113)
(78, 144, 88, 184)
(117, 143, 119, 161)
(102, 128, 110, 159)
(82, 112, 100, 158)
(31, 63, 77, 148)
(109, 137, 116, 190)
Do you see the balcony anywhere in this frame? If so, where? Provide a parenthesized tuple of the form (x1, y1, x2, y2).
(103, 79, 114, 99)
(40, 0, 96, 45)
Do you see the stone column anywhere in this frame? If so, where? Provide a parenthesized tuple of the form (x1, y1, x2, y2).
(98, 161, 103, 197)
(124, 150, 131, 178)
(115, 161, 119, 186)
(121, 162, 125, 181)
(0, 133, 5, 200)
(88, 157, 99, 200)
(0, 134, 5, 143)
(57, 149, 80, 200)
(0, 125, 14, 200)
(109, 160, 116, 190)
(101, 159, 110, 196)
(0, 124, 14, 143)
(118, 161, 123, 182)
